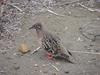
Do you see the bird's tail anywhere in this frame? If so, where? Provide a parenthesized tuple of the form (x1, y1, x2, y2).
(53, 53, 74, 64)
(67, 50, 72, 56)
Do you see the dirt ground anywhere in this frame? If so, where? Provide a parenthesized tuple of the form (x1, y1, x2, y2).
(0, 0, 100, 75)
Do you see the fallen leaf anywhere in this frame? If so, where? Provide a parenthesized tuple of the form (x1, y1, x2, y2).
(19, 41, 30, 54)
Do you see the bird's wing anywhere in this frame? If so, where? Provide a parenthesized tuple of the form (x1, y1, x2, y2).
(41, 31, 72, 56)
(49, 32, 72, 56)
(59, 42, 72, 56)
(41, 31, 61, 54)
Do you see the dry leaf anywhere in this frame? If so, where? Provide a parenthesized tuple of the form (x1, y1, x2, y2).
(19, 42, 30, 54)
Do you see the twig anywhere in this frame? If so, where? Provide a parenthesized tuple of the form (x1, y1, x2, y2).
(70, 50, 100, 55)
(79, 27, 93, 41)
(78, 3, 100, 12)
(0, 4, 5, 16)
(8, 3, 23, 12)
(0, 50, 8, 52)
(31, 46, 41, 54)
(47, 9, 64, 17)
(49, 63, 60, 72)
(41, 1, 64, 17)
(55, 0, 80, 6)
(61, 42, 100, 55)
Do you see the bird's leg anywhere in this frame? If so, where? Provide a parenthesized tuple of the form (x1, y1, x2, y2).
(46, 52, 53, 60)
(31, 46, 41, 54)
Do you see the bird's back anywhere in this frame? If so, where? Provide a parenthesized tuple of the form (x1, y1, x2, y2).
(41, 31, 61, 54)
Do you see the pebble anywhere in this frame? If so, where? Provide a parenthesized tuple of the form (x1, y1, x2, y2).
(42, 64, 46, 67)
(64, 71, 69, 74)
(39, 70, 42, 73)
(34, 64, 38, 67)
(77, 37, 83, 41)
(13, 65, 20, 70)
(34, 69, 38, 71)
(64, 26, 68, 31)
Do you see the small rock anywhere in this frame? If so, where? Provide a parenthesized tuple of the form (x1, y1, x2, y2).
(39, 70, 42, 73)
(13, 65, 20, 70)
(68, 11, 72, 15)
(34, 64, 38, 67)
(64, 71, 69, 74)
(77, 37, 83, 41)
(95, 49, 99, 52)
(0, 70, 6, 74)
(13, 53, 23, 57)
(96, 17, 100, 20)
(64, 26, 68, 31)
(34, 69, 38, 71)
(42, 64, 46, 67)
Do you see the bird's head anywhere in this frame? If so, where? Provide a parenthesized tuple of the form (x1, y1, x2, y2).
(29, 23, 43, 30)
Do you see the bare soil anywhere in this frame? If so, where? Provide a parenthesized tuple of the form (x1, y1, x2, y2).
(0, 0, 100, 75)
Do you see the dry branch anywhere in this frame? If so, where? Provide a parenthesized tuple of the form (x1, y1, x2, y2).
(70, 50, 100, 55)
(8, 3, 23, 12)
(49, 63, 60, 72)
(55, 0, 80, 6)
(31, 46, 41, 54)
(78, 3, 100, 13)
(47, 9, 64, 17)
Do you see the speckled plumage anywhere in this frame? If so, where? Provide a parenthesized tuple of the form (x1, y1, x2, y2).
(29, 23, 73, 63)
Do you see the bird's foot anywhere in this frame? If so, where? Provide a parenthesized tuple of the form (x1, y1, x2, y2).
(46, 52, 53, 60)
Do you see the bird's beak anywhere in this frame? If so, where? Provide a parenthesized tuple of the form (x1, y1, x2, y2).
(29, 26, 34, 30)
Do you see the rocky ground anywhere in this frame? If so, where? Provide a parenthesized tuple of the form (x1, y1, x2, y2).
(0, 0, 100, 75)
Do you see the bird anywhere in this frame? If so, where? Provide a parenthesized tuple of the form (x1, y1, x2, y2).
(29, 22, 73, 63)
